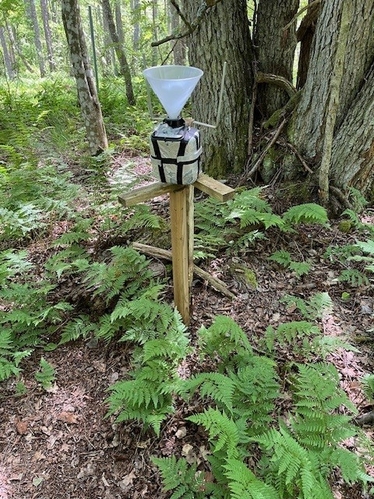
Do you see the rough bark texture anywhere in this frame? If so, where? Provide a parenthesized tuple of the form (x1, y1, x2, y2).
(296, 0, 321, 89)
(254, 0, 299, 117)
(62, 0, 108, 156)
(293, 0, 374, 162)
(102, 0, 135, 105)
(331, 62, 374, 199)
(184, 0, 253, 177)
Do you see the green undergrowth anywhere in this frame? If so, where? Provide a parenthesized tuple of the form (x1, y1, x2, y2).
(1, 77, 374, 498)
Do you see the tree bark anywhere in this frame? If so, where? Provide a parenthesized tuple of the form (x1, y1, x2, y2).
(184, 0, 253, 177)
(102, 0, 136, 105)
(169, 0, 186, 65)
(296, 0, 321, 89)
(40, 0, 55, 72)
(27, 0, 46, 77)
(61, 0, 108, 156)
(254, 0, 299, 118)
(290, 0, 374, 204)
(0, 27, 16, 80)
(331, 62, 374, 200)
(293, 0, 374, 162)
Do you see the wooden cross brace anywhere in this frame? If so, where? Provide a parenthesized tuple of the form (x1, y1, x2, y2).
(118, 173, 235, 325)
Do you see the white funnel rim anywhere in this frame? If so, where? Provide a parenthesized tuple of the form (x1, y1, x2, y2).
(143, 65, 204, 81)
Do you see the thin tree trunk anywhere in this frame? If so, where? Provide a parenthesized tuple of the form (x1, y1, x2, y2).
(318, 0, 351, 205)
(62, 0, 108, 155)
(131, 0, 140, 54)
(27, 0, 46, 77)
(40, 0, 55, 72)
(102, 0, 136, 105)
(7, 23, 34, 73)
(0, 27, 15, 80)
(169, 0, 185, 65)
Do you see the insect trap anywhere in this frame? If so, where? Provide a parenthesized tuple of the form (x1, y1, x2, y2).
(143, 65, 204, 185)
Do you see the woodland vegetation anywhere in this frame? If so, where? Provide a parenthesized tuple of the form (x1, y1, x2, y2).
(0, 1, 374, 498)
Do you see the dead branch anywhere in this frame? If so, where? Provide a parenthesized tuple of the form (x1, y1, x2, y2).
(329, 186, 355, 210)
(245, 119, 287, 179)
(151, 0, 224, 47)
(284, 141, 313, 174)
(132, 242, 237, 300)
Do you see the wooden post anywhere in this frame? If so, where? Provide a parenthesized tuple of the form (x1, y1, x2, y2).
(118, 174, 235, 326)
(169, 186, 194, 325)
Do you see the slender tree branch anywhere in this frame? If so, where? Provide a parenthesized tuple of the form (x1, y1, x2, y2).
(151, 0, 224, 47)
(169, 0, 190, 29)
(283, 0, 321, 31)
(245, 119, 287, 178)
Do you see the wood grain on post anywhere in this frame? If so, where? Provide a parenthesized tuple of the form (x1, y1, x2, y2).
(169, 186, 194, 325)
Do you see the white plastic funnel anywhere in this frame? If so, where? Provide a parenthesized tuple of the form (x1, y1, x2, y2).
(143, 65, 203, 119)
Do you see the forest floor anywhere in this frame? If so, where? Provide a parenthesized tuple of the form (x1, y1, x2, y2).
(0, 154, 374, 499)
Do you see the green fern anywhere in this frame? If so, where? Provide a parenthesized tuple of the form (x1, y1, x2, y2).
(289, 363, 357, 450)
(187, 408, 240, 459)
(224, 459, 279, 499)
(198, 315, 252, 368)
(35, 357, 55, 390)
(84, 246, 154, 304)
(280, 292, 333, 320)
(151, 456, 206, 499)
(269, 251, 311, 277)
(350, 239, 374, 274)
(338, 268, 369, 286)
(282, 203, 328, 226)
(106, 306, 189, 436)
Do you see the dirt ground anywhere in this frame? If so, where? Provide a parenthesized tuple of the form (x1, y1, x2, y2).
(0, 159, 373, 499)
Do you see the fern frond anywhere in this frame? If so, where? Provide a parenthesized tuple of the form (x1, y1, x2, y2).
(180, 372, 236, 412)
(35, 357, 55, 389)
(198, 315, 252, 366)
(187, 408, 239, 459)
(152, 456, 205, 498)
(283, 203, 328, 225)
(224, 459, 279, 499)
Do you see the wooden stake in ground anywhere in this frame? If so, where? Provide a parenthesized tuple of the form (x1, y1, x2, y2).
(119, 174, 235, 325)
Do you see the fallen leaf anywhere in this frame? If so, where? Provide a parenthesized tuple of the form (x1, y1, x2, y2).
(119, 471, 136, 490)
(16, 420, 28, 435)
(57, 412, 78, 424)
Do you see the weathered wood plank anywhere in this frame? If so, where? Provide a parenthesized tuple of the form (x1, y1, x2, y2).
(118, 182, 183, 207)
(194, 173, 235, 202)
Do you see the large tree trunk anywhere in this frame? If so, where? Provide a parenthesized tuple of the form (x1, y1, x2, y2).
(291, 0, 374, 204)
(331, 62, 374, 199)
(62, 0, 108, 155)
(254, 0, 299, 118)
(293, 0, 374, 161)
(102, 0, 136, 105)
(184, 0, 253, 177)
